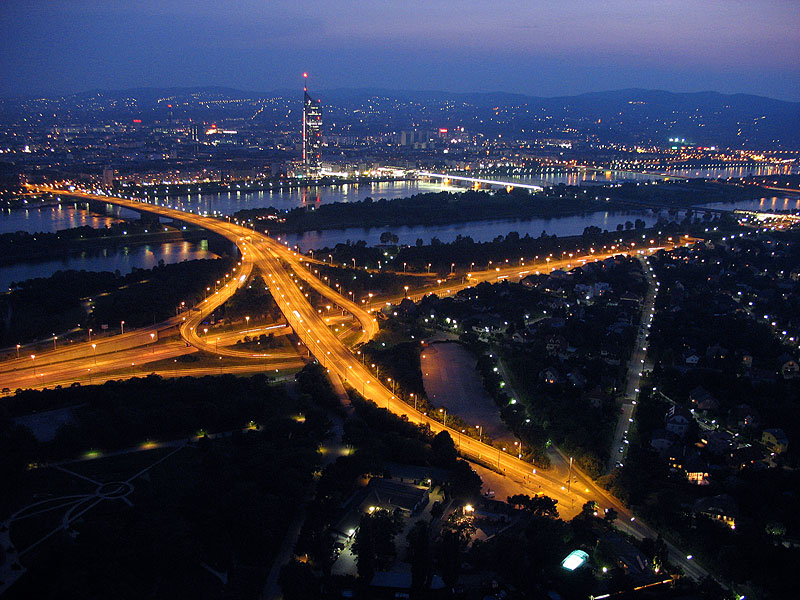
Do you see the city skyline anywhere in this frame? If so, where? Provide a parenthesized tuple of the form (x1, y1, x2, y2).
(1, 0, 798, 101)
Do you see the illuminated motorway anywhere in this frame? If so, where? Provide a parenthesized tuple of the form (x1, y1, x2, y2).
(0, 330, 305, 392)
(26, 187, 707, 581)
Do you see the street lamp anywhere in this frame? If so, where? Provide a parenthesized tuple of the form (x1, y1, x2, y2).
(91, 344, 97, 365)
(404, 285, 409, 298)
(16, 344, 20, 359)
(150, 332, 156, 353)
(568, 456, 574, 493)
(245, 316, 250, 327)
(439, 407, 447, 427)
(476, 424, 482, 443)
(52, 335, 57, 350)
(30, 354, 36, 376)
(120, 320, 125, 334)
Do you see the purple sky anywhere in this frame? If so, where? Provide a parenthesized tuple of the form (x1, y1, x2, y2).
(1, 0, 798, 99)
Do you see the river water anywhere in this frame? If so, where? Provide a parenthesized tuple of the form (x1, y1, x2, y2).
(1, 171, 796, 286)
(0, 240, 216, 292)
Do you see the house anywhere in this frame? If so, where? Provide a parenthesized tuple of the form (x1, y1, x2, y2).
(665, 405, 692, 437)
(778, 354, 799, 380)
(362, 477, 430, 515)
(383, 462, 451, 487)
(728, 445, 765, 471)
(597, 531, 652, 577)
(650, 429, 678, 453)
(594, 281, 611, 295)
(567, 370, 588, 389)
(470, 314, 506, 334)
(693, 494, 738, 529)
(684, 354, 701, 366)
(585, 385, 607, 409)
(689, 386, 719, 413)
(683, 456, 710, 485)
(762, 428, 789, 454)
(705, 344, 729, 360)
(731, 404, 760, 429)
(546, 334, 568, 356)
(700, 430, 734, 456)
(540, 367, 561, 385)
(574, 283, 594, 300)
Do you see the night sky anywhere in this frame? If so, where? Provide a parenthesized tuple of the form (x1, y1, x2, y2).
(1, 0, 798, 100)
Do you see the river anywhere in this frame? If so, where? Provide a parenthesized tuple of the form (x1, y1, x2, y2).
(0, 173, 796, 286)
(277, 209, 666, 251)
(0, 240, 216, 292)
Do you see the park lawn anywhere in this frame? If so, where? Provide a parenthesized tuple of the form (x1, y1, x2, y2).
(1, 466, 96, 520)
(63, 446, 180, 484)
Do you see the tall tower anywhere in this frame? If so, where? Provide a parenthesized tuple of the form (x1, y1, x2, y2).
(302, 72, 322, 174)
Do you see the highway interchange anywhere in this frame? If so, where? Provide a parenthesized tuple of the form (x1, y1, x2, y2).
(7, 186, 708, 581)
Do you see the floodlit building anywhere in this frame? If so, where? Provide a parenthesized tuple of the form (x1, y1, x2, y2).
(302, 73, 322, 174)
(762, 428, 789, 454)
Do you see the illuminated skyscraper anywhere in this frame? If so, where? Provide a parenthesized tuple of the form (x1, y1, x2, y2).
(302, 73, 322, 174)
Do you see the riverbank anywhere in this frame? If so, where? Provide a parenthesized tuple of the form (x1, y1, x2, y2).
(234, 189, 608, 234)
(233, 180, 777, 238)
(0, 226, 210, 266)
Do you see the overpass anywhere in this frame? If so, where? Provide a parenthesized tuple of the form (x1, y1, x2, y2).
(417, 171, 544, 192)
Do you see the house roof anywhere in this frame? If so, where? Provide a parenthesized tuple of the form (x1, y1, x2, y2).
(364, 478, 428, 512)
(692, 494, 738, 518)
(763, 428, 789, 444)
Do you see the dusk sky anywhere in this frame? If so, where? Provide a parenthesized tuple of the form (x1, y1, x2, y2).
(2, 0, 799, 100)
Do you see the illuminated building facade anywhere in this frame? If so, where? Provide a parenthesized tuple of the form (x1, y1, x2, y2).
(302, 73, 322, 174)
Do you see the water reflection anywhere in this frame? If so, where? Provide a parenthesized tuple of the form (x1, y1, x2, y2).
(0, 241, 216, 292)
(702, 196, 800, 212)
(279, 210, 664, 251)
(0, 205, 121, 235)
